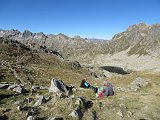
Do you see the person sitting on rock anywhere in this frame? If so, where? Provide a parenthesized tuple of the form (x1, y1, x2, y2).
(80, 79, 114, 98)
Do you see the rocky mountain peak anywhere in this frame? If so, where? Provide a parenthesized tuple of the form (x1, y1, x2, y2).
(10, 29, 20, 33)
(33, 32, 46, 40)
(22, 30, 33, 38)
(137, 22, 148, 26)
(56, 33, 68, 39)
(0, 29, 21, 37)
(58, 33, 66, 36)
(127, 22, 149, 31)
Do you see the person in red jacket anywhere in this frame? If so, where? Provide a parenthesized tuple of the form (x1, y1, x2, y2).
(80, 79, 114, 98)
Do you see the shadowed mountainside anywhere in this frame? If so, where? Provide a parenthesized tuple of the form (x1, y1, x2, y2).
(0, 37, 91, 86)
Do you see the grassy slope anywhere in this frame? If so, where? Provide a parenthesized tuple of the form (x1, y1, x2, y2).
(0, 38, 91, 87)
(39, 72, 160, 120)
(1, 72, 160, 120)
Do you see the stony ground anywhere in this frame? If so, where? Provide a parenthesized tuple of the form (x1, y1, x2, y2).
(1, 71, 160, 120)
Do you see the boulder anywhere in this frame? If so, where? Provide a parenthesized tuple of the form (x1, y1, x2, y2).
(31, 86, 40, 91)
(33, 95, 46, 107)
(0, 84, 9, 89)
(8, 84, 26, 94)
(129, 77, 149, 91)
(7, 84, 18, 89)
(49, 78, 68, 93)
(13, 85, 26, 94)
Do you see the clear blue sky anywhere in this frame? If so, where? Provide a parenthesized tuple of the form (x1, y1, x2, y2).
(0, 0, 160, 39)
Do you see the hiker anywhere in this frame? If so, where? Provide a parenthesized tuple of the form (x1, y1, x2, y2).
(80, 79, 114, 98)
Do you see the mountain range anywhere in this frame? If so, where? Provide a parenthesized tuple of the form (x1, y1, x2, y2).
(1, 22, 160, 72)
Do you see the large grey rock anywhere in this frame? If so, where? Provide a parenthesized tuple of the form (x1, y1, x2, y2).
(8, 84, 26, 94)
(33, 95, 46, 107)
(0, 84, 9, 89)
(31, 86, 40, 91)
(129, 77, 149, 91)
(13, 85, 26, 94)
(7, 84, 18, 89)
(49, 78, 68, 93)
